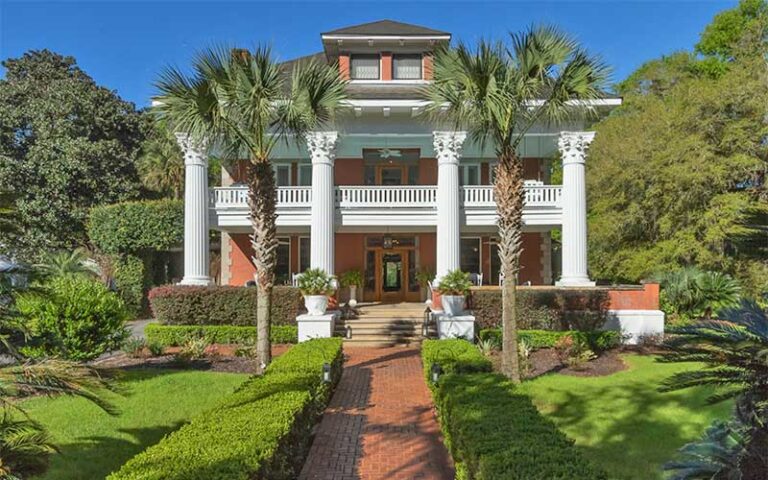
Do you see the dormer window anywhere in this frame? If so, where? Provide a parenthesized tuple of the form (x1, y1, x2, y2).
(393, 54, 422, 80)
(350, 54, 380, 80)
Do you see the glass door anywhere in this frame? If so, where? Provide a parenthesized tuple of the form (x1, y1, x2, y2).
(378, 166, 404, 185)
(380, 252, 404, 302)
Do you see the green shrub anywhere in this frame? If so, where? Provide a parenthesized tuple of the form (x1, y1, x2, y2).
(113, 254, 145, 316)
(148, 285, 302, 326)
(421, 340, 607, 479)
(421, 339, 492, 379)
(16, 276, 130, 361)
(109, 338, 343, 480)
(478, 328, 621, 353)
(88, 200, 184, 254)
(470, 288, 609, 330)
(433, 372, 608, 479)
(145, 324, 298, 346)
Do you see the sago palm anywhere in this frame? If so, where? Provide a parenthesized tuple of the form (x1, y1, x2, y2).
(137, 120, 185, 199)
(424, 26, 609, 381)
(154, 46, 346, 370)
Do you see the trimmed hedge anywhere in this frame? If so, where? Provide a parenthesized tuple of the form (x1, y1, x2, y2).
(478, 328, 622, 353)
(148, 285, 303, 326)
(470, 288, 610, 330)
(88, 199, 184, 254)
(109, 338, 343, 480)
(113, 254, 145, 316)
(421, 339, 492, 378)
(144, 324, 298, 346)
(433, 372, 607, 479)
(421, 340, 607, 479)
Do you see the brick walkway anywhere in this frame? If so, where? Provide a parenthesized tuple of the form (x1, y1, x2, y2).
(299, 347, 454, 480)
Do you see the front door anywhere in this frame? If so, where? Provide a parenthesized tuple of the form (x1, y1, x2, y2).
(378, 165, 405, 185)
(380, 251, 406, 302)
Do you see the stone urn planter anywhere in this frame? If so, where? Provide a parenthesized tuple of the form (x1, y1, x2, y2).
(304, 295, 329, 316)
(435, 269, 472, 317)
(297, 268, 337, 315)
(441, 295, 466, 316)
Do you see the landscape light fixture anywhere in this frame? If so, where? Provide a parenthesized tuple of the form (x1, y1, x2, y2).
(431, 363, 442, 383)
(322, 363, 331, 383)
(346, 325, 352, 339)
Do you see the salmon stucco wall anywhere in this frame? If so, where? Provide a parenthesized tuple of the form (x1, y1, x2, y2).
(229, 234, 256, 286)
(419, 158, 437, 185)
(335, 233, 366, 274)
(419, 233, 437, 272)
(335, 159, 365, 185)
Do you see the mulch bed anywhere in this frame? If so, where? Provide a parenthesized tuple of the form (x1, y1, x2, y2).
(489, 348, 629, 379)
(92, 344, 293, 374)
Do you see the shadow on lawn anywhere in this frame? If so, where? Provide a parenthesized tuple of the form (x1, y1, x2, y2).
(42, 423, 185, 480)
(536, 375, 732, 480)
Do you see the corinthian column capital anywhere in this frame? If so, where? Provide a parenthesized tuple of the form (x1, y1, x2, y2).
(558, 131, 596, 165)
(433, 131, 467, 165)
(305, 131, 339, 166)
(174, 132, 209, 167)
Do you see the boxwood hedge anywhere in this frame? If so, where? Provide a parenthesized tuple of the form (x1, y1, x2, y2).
(108, 338, 343, 480)
(148, 285, 303, 326)
(144, 324, 298, 346)
(478, 328, 622, 352)
(421, 340, 607, 479)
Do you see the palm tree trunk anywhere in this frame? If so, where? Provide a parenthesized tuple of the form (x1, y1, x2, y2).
(494, 151, 525, 383)
(247, 159, 278, 373)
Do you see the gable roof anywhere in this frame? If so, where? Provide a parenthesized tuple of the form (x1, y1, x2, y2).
(322, 20, 450, 37)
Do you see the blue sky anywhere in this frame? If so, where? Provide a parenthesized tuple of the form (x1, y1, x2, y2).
(1, 1, 734, 107)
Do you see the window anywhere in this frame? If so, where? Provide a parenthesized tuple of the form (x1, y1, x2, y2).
(489, 241, 501, 285)
(297, 164, 312, 186)
(299, 237, 311, 272)
(273, 164, 291, 186)
(350, 55, 380, 80)
(276, 237, 291, 285)
(393, 54, 422, 80)
(460, 164, 480, 186)
(460, 237, 481, 275)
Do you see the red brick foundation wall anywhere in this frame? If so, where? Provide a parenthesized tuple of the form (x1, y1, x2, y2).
(608, 282, 660, 310)
(229, 234, 256, 286)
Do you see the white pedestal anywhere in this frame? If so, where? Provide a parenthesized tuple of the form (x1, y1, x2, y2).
(433, 312, 475, 340)
(603, 310, 665, 345)
(297, 311, 340, 342)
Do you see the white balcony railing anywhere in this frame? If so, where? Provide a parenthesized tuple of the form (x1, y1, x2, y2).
(462, 185, 562, 207)
(336, 186, 437, 208)
(212, 185, 562, 209)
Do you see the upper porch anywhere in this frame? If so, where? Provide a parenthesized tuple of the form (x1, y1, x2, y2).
(211, 183, 563, 229)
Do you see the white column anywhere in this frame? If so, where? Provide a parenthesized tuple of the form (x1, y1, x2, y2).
(556, 131, 595, 287)
(176, 132, 213, 286)
(433, 131, 467, 279)
(306, 131, 338, 275)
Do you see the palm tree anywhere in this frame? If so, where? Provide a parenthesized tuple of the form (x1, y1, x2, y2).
(137, 120, 185, 199)
(34, 249, 100, 280)
(424, 27, 609, 381)
(154, 46, 346, 370)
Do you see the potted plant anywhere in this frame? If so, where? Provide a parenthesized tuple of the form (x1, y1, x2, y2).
(415, 268, 435, 302)
(296, 268, 336, 315)
(436, 269, 472, 316)
(339, 269, 363, 302)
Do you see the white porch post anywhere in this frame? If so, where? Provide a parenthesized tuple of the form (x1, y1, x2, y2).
(556, 131, 596, 287)
(176, 133, 213, 286)
(433, 131, 467, 279)
(306, 131, 338, 275)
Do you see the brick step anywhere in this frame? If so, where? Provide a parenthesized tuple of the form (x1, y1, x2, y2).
(336, 326, 419, 334)
(342, 338, 423, 348)
(337, 319, 423, 328)
(342, 317, 425, 324)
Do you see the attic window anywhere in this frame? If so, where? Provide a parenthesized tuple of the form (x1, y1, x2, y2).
(393, 54, 422, 80)
(350, 54, 380, 80)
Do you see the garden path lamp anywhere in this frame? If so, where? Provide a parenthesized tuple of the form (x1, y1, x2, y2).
(345, 325, 353, 339)
(431, 363, 442, 383)
(323, 363, 332, 383)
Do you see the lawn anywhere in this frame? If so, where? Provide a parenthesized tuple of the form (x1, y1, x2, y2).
(518, 354, 733, 480)
(26, 368, 248, 480)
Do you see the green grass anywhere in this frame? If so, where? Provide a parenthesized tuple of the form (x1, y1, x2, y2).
(26, 369, 248, 480)
(518, 354, 733, 480)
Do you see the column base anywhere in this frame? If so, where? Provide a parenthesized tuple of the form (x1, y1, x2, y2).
(179, 276, 214, 286)
(555, 277, 596, 287)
